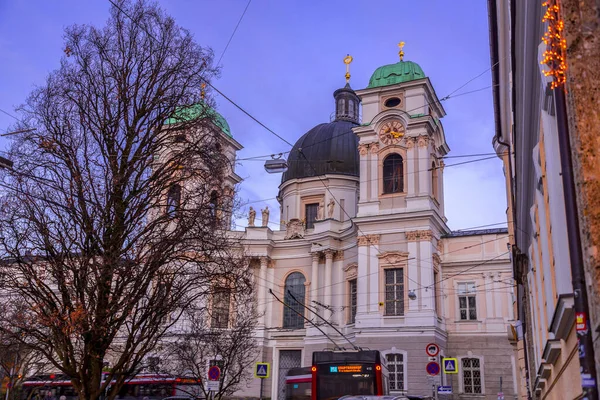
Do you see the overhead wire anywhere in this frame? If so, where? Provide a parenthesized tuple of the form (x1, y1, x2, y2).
(215, 0, 252, 67)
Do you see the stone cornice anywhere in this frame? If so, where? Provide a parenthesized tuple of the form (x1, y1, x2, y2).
(405, 229, 434, 241)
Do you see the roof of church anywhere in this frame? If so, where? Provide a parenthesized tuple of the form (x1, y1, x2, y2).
(443, 228, 509, 238)
(164, 103, 232, 137)
(281, 120, 359, 183)
(368, 60, 426, 88)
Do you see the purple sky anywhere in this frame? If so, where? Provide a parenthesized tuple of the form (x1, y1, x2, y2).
(0, 0, 508, 231)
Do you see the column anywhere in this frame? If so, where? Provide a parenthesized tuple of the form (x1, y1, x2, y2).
(418, 233, 434, 310)
(368, 236, 380, 313)
(483, 272, 494, 319)
(370, 143, 380, 201)
(258, 257, 268, 326)
(407, 138, 417, 195)
(407, 233, 419, 312)
(356, 239, 369, 318)
(310, 253, 320, 315)
(324, 250, 334, 320)
(493, 272, 503, 318)
(417, 136, 430, 196)
(358, 144, 368, 203)
(438, 161, 446, 212)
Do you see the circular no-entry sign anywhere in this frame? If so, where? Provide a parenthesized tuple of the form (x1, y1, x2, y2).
(426, 362, 440, 376)
(426, 343, 440, 357)
(208, 366, 221, 381)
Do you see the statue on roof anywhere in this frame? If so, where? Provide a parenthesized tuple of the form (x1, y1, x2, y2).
(261, 206, 269, 227)
(248, 207, 256, 227)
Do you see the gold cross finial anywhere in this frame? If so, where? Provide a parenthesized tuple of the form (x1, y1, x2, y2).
(398, 41, 405, 61)
(343, 54, 353, 83)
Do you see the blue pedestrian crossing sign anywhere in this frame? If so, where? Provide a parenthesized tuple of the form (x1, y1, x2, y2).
(255, 362, 270, 378)
(442, 358, 458, 374)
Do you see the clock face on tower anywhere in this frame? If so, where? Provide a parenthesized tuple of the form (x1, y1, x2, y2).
(379, 120, 405, 145)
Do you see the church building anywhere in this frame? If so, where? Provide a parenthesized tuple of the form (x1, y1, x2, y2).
(220, 48, 517, 399)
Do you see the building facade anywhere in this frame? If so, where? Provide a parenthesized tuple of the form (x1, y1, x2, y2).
(225, 51, 517, 399)
(488, 0, 598, 399)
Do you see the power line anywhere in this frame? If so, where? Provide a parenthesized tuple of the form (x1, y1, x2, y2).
(0, 107, 20, 122)
(216, 0, 252, 67)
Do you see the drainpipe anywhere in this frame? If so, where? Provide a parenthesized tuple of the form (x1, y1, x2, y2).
(554, 87, 599, 399)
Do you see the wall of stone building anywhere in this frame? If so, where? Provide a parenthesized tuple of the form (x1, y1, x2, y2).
(539, 325, 581, 400)
(232, 346, 274, 399)
(355, 333, 444, 398)
(446, 334, 517, 400)
(560, 0, 600, 386)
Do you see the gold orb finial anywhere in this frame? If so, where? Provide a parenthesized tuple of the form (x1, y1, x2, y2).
(398, 41, 405, 61)
(343, 54, 353, 83)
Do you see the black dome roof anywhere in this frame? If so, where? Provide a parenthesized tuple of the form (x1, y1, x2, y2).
(281, 120, 359, 184)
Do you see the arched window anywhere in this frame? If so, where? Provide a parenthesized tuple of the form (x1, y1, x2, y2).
(283, 272, 306, 329)
(383, 154, 404, 194)
(166, 184, 181, 215)
(209, 191, 219, 218)
(431, 161, 438, 200)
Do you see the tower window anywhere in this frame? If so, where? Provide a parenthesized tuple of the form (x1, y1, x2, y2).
(305, 203, 319, 229)
(209, 191, 219, 223)
(384, 97, 401, 108)
(283, 272, 306, 329)
(166, 184, 181, 215)
(432, 161, 439, 200)
(383, 154, 404, 194)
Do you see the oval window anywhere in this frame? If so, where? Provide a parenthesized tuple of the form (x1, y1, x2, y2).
(384, 97, 401, 108)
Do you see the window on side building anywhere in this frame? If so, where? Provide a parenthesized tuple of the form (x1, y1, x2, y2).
(461, 357, 482, 394)
(457, 282, 477, 320)
(386, 353, 405, 392)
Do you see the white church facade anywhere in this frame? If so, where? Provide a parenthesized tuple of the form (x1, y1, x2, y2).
(215, 50, 519, 400)
(176, 48, 519, 400)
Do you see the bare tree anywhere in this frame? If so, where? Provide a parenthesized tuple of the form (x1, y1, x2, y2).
(167, 287, 259, 400)
(0, 1, 248, 400)
(0, 332, 48, 400)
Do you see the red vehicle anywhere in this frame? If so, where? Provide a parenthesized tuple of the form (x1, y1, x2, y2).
(21, 373, 201, 400)
(311, 350, 389, 400)
(285, 367, 312, 400)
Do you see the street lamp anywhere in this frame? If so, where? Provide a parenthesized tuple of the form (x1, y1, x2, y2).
(264, 154, 288, 174)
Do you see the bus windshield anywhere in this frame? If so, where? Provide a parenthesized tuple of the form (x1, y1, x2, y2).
(316, 363, 376, 400)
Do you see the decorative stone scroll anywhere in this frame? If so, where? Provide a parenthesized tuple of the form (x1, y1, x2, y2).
(405, 230, 434, 242)
(432, 253, 442, 268)
(417, 135, 430, 148)
(439, 160, 445, 171)
(284, 218, 305, 240)
(358, 143, 369, 156)
(405, 136, 416, 149)
(357, 234, 380, 246)
(377, 251, 410, 265)
(369, 142, 380, 154)
(343, 262, 358, 280)
(436, 239, 444, 253)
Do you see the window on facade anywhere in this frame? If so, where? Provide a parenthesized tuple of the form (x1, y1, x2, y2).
(166, 184, 181, 215)
(349, 279, 357, 324)
(209, 190, 219, 223)
(462, 358, 482, 394)
(383, 154, 404, 194)
(211, 287, 231, 329)
(283, 272, 306, 329)
(305, 203, 319, 229)
(385, 268, 404, 316)
(386, 353, 405, 392)
(458, 282, 477, 320)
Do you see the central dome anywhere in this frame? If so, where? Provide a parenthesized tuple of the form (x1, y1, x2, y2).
(281, 120, 359, 183)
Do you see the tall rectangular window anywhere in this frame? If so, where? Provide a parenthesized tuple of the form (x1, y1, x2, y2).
(305, 203, 319, 229)
(349, 279, 357, 324)
(386, 353, 405, 392)
(458, 282, 477, 320)
(211, 287, 231, 329)
(462, 358, 482, 394)
(385, 268, 404, 316)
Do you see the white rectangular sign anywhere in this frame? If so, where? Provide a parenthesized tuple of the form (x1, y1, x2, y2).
(207, 381, 219, 391)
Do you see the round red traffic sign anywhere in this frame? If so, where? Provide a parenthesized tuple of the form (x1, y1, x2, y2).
(426, 343, 440, 357)
(208, 366, 221, 381)
(426, 361, 440, 376)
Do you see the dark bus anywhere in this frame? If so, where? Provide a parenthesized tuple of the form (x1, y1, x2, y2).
(311, 350, 389, 400)
(285, 367, 312, 400)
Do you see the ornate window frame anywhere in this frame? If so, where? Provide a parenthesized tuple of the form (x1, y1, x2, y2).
(344, 262, 358, 324)
(378, 146, 408, 198)
(378, 252, 409, 317)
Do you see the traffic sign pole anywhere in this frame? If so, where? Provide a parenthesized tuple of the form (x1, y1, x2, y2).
(259, 376, 264, 400)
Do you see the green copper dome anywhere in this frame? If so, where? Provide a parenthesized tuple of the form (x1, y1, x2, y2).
(367, 60, 426, 88)
(164, 103, 231, 137)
